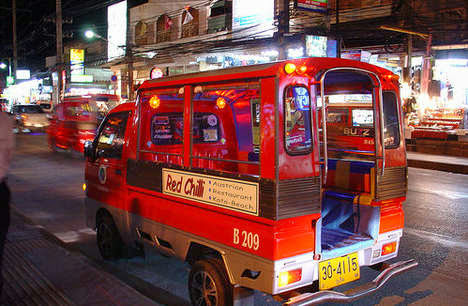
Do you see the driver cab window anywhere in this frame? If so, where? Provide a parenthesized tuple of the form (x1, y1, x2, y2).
(96, 111, 129, 159)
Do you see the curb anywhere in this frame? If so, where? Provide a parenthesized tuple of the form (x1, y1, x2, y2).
(10, 207, 188, 306)
(407, 159, 468, 175)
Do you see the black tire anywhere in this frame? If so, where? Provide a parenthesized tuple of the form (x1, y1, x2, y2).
(188, 258, 233, 306)
(96, 214, 123, 260)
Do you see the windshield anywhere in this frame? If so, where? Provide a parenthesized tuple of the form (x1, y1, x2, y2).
(14, 105, 44, 114)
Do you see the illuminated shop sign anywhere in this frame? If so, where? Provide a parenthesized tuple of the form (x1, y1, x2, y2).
(232, 0, 274, 38)
(16, 69, 30, 80)
(70, 75, 94, 83)
(70, 49, 85, 75)
(305, 35, 337, 58)
(108, 1, 127, 60)
(150, 67, 163, 79)
(295, 0, 328, 13)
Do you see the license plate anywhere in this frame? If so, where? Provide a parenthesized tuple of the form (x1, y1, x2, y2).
(319, 252, 360, 290)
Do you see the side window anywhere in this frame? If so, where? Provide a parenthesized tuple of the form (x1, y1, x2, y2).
(191, 85, 260, 174)
(151, 113, 184, 145)
(383, 92, 400, 148)
(151, 112, 220, 145)
(96, 111, 129, 159)
(284, 86, 312, 154)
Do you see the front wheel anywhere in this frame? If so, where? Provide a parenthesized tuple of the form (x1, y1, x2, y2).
(188, 258, 233, 306)
(96, 214, 123, 260)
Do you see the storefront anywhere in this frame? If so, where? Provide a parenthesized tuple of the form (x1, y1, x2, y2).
(404, 49, 468, 142)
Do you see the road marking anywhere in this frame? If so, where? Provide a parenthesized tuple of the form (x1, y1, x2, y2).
(405, 227, 468, 250)
(54, 228, 96, 243)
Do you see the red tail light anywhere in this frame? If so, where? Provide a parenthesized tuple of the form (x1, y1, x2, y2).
(382, 241, 397, 256)
(278, 268, 302, 287)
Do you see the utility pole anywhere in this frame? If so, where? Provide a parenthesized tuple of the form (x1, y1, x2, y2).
(12, 0, 17, 77)
(126, 3, 134, 101)
(335, 0, 341, 58)
(277, 0, 290, 60)
(56, 0, 63, 104)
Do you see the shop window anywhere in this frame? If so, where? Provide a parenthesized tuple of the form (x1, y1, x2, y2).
(181, 7, 199, 38)
(96, 111, 129, 159)
(284, 86, 312, 154)
(156, 14, 172, 43)
(135, 21, 155, 45)
(383, 91, 400, 149)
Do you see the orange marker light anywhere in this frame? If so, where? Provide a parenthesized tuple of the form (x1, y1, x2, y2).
(216, 97, 227, 109)
(278, 268, 302, 287)
(149, 95, 161, 109)
(82, 183, 87, 192)
(284, 63, 296, 74)
(381, 241, 397, 256)
(297, 65, 307, 74)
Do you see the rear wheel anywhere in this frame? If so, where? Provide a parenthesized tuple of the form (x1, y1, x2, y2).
(188, 258, 232, 306)
(96, 214, 122, 260)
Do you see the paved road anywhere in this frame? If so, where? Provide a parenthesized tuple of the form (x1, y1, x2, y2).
(8, 134, 468, 305)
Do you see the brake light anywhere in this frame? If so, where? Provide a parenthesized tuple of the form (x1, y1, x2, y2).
(381, 241, 397, 256)
(278, 268, 302, 287)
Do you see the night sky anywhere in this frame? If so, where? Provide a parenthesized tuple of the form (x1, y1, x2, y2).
(0, 0, 117, 73)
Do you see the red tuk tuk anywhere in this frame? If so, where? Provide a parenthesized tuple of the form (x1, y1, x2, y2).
(83, 58, 416, 305)
(48, 94, 120, 153)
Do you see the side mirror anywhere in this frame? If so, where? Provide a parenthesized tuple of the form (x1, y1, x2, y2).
(84, 141, 95, 161)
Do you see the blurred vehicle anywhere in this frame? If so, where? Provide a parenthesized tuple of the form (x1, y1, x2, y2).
(0, 98, 9, 112)
(39, 102, 53, 112)
(11, 104, 49, 133)
(47, 98, 99, 153)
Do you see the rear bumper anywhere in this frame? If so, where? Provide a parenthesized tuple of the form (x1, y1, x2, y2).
(284, 259, 418, 305)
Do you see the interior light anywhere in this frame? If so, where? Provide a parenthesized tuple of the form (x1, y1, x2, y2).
(284, 63, 296, 74)
(381, 241, 397, 256)
(216, 97, 226, 109)
(149, 95, 161, 109)
(278, 268, 302, 287)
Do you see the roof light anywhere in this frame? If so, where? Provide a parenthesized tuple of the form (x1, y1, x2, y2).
(149, 95, 161, 109)
(297, 65, 307, 75)
(381, 241, 397, 256)
(284, 63, 296, 74)
(216, 97, 226, 109)
(278, 268, 302, 287)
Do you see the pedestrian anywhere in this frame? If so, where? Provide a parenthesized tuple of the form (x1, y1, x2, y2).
(0, 110, 15, 299)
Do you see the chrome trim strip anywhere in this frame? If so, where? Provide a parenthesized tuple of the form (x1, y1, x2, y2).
(191, 155, 259, 165)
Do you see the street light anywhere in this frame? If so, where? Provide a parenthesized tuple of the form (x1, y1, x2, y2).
(0, 62, 7, 70)
(84, 30, 106, 41)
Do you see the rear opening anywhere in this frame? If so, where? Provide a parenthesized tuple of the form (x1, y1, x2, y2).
(317, 69, 382, 259)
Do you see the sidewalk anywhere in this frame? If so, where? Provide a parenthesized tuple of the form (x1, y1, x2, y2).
(1, 211, 158, 306)
(407, 152, 468, 174)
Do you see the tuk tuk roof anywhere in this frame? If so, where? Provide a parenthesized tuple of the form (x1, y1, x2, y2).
(138, 57, 395, 91)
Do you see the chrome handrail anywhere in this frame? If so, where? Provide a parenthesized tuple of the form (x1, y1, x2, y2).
(318, 68, 386, 186)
